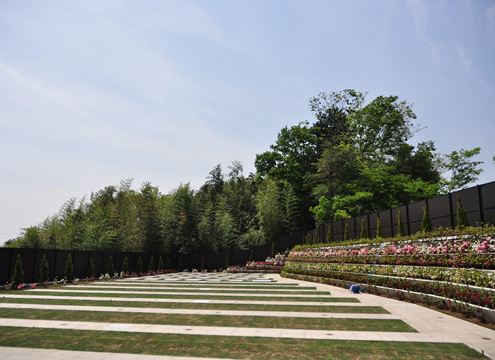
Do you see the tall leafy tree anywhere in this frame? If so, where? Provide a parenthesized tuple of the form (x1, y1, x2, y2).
(443, 147, 483, 192)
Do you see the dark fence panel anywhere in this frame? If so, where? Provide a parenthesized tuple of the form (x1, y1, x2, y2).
(317, 181, 495, 245)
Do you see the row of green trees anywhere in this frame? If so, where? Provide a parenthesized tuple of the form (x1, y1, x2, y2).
(9, 253, 177, 287)
(6, 90, 485, 253)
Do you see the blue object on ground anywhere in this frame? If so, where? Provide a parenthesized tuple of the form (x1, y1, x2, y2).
(350, 284, 361, 293)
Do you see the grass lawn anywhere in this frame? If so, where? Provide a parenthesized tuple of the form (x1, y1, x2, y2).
(0, 308, 413, 332)
(0, 327, 485, 359)
(0, 297, 386, 313)
(3, 291, 357, 302)
(61, 286, 329, 295)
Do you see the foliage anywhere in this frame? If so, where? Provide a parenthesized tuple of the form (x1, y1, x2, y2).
(177, 257, 184, 271)
(376, 216, 382, 239)
(443, 147, 483, 192)
(158, 256, 164, 272)
(64, 254, 74, 281)
(343, 223, 349, 241)
(359, 219, 367, 239)
(310, 196, 332, 226)
(136, 257, 143, 274)
(456, 196, 469, 230)
(397, 210, 404, 237)
(107, 256, 115, 276)
(39, 255, 50, 284)
(422, 202, 433, 234)
(148, 256, 155, 272)
(88, 257, 95, 278)
(11, 254, 24, 287)
(122, 256, 129, 274)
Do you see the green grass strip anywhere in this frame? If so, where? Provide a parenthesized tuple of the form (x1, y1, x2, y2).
(0, 308, 413, 332)
(114, 282, 304, 289)
(0, 327, 484, 359)
(10, 291, 357, 302)
(63, 286, 328, 295)
(0, 297, 383, 313)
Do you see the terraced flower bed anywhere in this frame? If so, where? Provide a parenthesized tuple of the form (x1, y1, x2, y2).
(283, 233, 495, 322)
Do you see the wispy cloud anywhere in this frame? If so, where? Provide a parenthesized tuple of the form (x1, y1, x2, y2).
(405, 0, 441, 65)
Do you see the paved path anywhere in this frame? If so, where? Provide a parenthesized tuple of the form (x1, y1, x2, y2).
(1, 273, 495, 359)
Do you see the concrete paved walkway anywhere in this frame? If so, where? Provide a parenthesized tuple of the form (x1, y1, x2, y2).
(1, 273, 494, 359)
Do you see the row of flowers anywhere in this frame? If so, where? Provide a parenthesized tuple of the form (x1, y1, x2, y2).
(288, 252, 495, 269)
(291, 237, 494, 257)
(285, 261, 495, 289)
(227, 255, 286, 273)
(281, 267, 495, 310)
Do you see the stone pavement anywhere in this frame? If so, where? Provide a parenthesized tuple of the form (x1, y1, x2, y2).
(0, 273, 494, 359)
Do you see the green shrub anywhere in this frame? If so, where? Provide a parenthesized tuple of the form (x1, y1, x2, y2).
(326, 225, 333, 243)
(456, 196, 469, 230)
(158, 256, 164, 271)
(136, 257, 143, 274)
(422, 202, 433, 234)
(122, 256, 129, 274)
(107, 256, 115, 276)
(397, 210, 405, 237)
(360, 219, 367, 239)
(165, 256, 171, 270)
(64, 254, 74, 281)
(11, 254, 24, 287)
(177, 257, 184, 271)
(376, 216, 382, 239)
(39, 255, 50, 284)
(343, 223, 349, 241)
(200, 257, 205, 271)
(148, 256, 155, 272)
(88, 257, 95, 278)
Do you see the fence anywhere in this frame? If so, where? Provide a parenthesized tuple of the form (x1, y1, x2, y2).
(313, 181, 495, 243)
(0, 230, 304, 285)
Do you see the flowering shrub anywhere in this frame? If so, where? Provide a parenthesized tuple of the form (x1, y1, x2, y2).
(228, 255, 285, 272)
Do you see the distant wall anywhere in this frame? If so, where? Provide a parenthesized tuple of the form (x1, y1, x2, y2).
(0, 230, 304, 285)
(312, 181, 495, 243)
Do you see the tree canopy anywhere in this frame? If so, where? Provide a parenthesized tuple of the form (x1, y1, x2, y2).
(5, 90, 485, 251)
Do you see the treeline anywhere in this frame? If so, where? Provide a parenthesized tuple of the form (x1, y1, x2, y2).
(6, 90, 484, 253)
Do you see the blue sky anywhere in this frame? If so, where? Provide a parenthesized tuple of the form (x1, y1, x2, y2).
(1, 0, 494, 245)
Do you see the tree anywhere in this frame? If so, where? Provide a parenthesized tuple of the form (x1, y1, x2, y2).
(64, 254, 74, 281)
(255, 178, 284, 243)
(422, 203, 433, 234)
(349, 95, 416, 163)
(360, 219, 367, 239)
(443, 147, 483, 192)
(397, 210, 405, 237)
(148, 256, 155, 272)
(39, 255, 50, 284)
(456, 196, 469, 230)
(107, 256, 115, 276)
(376, 215, 382, 239)
(158, 256, 164, 272)
(136, 257, 143, 274)
(122, 257, 129, 274)
(310, 196, 332, 226)
(343, 223, 349, 241)
(88, 257, 95, 278)
(11, 254, 24, 287)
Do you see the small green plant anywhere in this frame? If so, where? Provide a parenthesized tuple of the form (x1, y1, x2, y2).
(11, 254, 24, 288)
(39, 255, 50, 284)
(64, 254, 74, 282)
(376, 215, 382, 239)
(165, 256, 171, 270)
(148, 256, 155, 272)
(422, 202, 432, 234)
(271, 241, 276, 257)
(200, 257, 205, 271)
(456, 196, 469, 230)
(158, 256, 164, 272)
(397, 210, 405, 237)
(360, 219, 367, 239)
(88, 257, 95, 278)
(326, 225, 333, 243)
(136, 257, 143, 274)
(225, 255, 230, 269)
(177, 257, 184, 271)
(122, 256, 129, 274)
(343, 223, 349, 241)
(107, 256, 115, 276)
